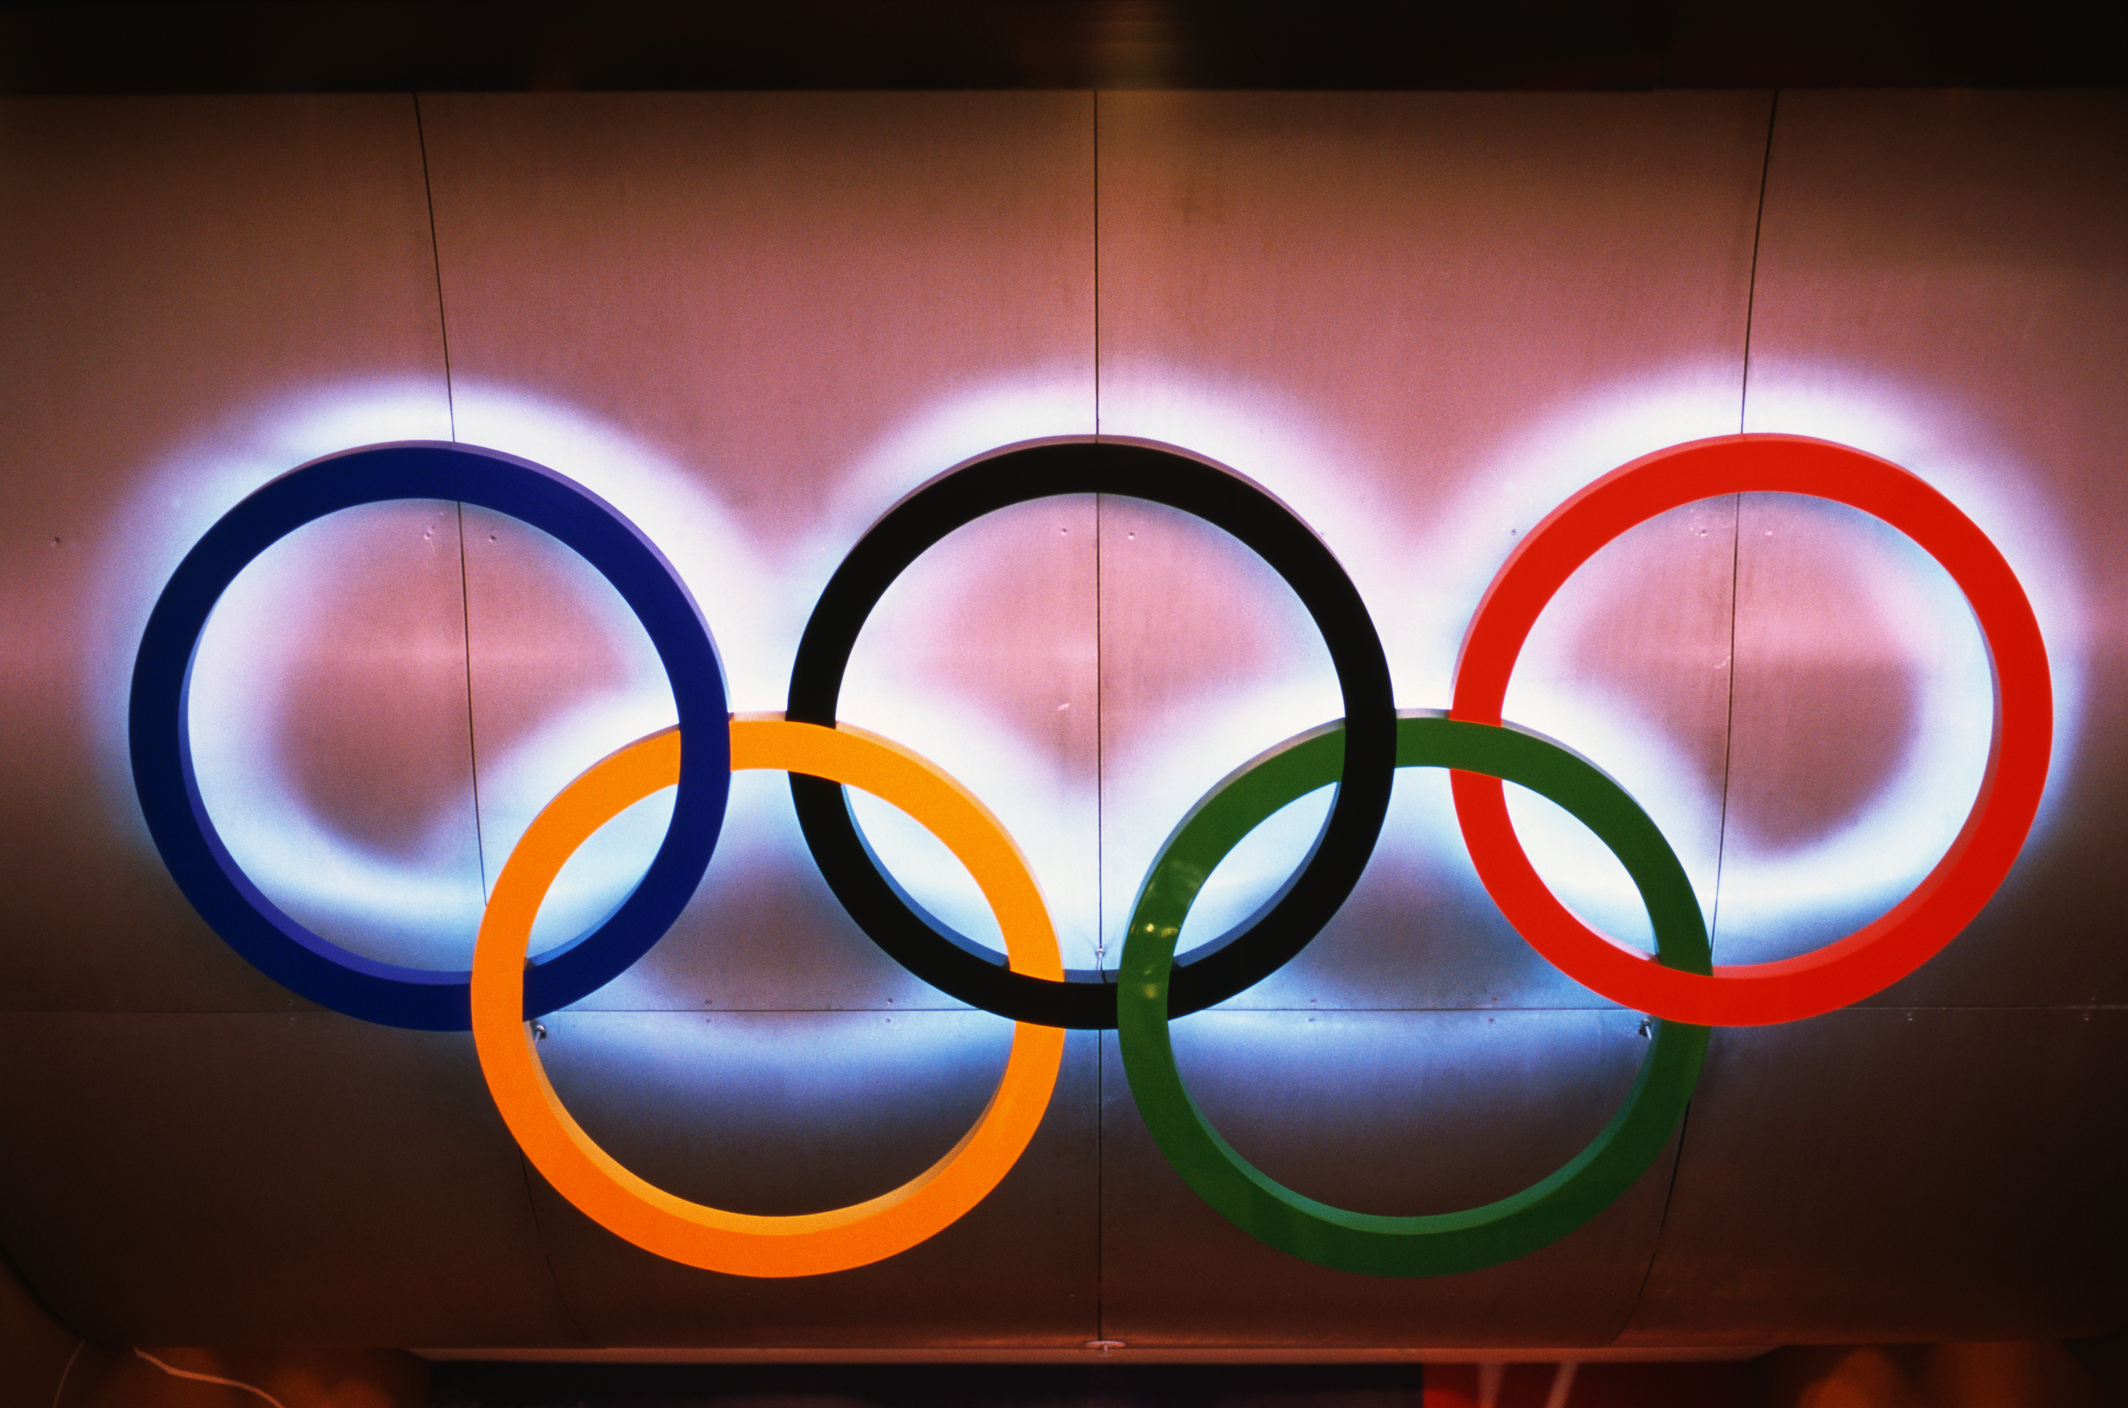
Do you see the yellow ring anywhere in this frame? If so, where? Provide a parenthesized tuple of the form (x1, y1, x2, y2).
(470, 714, 1066, 1277)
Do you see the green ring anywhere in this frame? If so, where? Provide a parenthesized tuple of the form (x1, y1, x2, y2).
(1116, 711, 1713, 1277)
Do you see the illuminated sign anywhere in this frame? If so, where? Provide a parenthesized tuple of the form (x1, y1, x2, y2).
(130, 435, 2050, 1278)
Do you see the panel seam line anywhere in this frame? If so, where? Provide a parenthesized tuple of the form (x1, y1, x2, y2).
(514, 1148, 598, 1349)
(411, 92, 457, 441)
(1617, 88, 1781, 1348)
(412, 93, 489, 899)
(1712, 86, 1780, 947)
(1090, 85, 1107, 1351)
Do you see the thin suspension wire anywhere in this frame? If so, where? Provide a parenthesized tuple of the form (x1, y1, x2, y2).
(133, 1348, 289, 1408)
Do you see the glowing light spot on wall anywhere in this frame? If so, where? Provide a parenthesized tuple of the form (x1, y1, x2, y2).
(1090, 367, 1741, 978)
(1496, 696, 1711, 953)
(1167, 1007, 1646, 1216)
(93, 383, 454, 850)
(457, 379, 1101, 983)
(184, 499, 490, 968)
(105, 369, 2083, 993)
(812, 371, 1094, 570)
(535, 1008, 1015, 1215)
(448, 385, 783, 707)
(1743, 371, 2087, 846)
(97, 384, 467, 963)
(1174, 786, 1334, 954)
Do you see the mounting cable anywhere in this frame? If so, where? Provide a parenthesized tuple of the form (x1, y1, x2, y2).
(50, 1337, 83, 1408)
(132, 1348, 290, 1408)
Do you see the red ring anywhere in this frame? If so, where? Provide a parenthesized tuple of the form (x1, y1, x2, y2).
(1449, 434, 2052, 1026)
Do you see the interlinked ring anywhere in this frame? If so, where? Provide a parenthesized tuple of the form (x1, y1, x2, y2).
(1117, 712, 1710, 1276)
(1449, 434, 2052, 1026)
(471, 716, 1064, 1277)
(787, 440, 1398, 1029)
(129, 443, 730, 1031)
(133, 431, 2053, 1279)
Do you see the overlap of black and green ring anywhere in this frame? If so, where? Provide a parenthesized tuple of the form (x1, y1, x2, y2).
(1116, 711, 1713, 1277)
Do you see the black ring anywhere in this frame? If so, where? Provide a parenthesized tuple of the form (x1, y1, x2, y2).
(786, 440, 1397, 1028)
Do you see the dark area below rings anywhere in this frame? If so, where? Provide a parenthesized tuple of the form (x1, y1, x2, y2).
(785, 440, 1396, 1029)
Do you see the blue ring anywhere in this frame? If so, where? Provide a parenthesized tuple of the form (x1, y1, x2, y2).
(129, 442, 730, 1030)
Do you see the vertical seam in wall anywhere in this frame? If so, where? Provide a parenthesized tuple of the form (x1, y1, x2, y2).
(1712, 88, 1779, 944)
(1614, 1100, 1695, 1343)
(515, 1148, 598, 1348)
(1089, 86, 1108, 1348)
(413, 93, 567, 1339)
(412, 94, 458, 441)
(1092, 88, 1103, 443)
(412, 93, 491, 900)
(1093, 508, 1108, 1345)
(453, 501, 489, 898)
(1615, 89, 1781, 1346)
(1737, 90, 1779, 441)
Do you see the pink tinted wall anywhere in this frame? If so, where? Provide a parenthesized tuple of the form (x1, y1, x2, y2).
(0, 91, 2120, 1354)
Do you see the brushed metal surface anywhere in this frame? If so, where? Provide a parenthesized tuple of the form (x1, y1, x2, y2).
(421, 92, 1097, 555)
(1095, 497, 1742, 1009)
(523, 1016, 1100, 1349)
(1620, 1007, 2128, 1344)
(460, 499, 1105, 1010)
(184, 499, 488, 971)
(1092, 492, 1340, 973)
(1098, 1010, 1677, 1347)
(1731, 91, 2128, 1005)
(420, 93, 1101, 1008)
(3, 90, 2124, 1356)
(1093, 92, 1769, 1007)
(0, 95, 456, 1012)
(0, 1012, 576, 1346)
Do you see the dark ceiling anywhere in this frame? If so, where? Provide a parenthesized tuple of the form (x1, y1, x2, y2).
(1, 0, 2125, 95)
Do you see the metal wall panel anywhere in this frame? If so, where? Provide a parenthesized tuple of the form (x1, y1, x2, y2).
(1722, 91, 2128, 1005)
(183, 499, 492, 972)
(496, 1019, 1099, 1351)
(0, 1013, 576, 1346)
(0, 97, 550, 1349)
(1087, 92, 1770, 1348)
(1618, 89, 2128, 1347)
(1620, 1008, 2128, 1343)
(0, 96, 463, 1012)
(420, 92, 1103, 1003)
(1097, 1012, 1677, 1348)
(417, 93, 1103, 1344)
(2, 90, 2122, 1355)
(1092, 92, 1771, 1010)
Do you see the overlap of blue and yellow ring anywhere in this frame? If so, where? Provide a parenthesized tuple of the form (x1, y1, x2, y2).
(130, 435, 2053, 1280)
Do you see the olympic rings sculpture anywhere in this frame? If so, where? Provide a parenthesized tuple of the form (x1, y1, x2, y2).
(131, 435, 2052, 1279)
